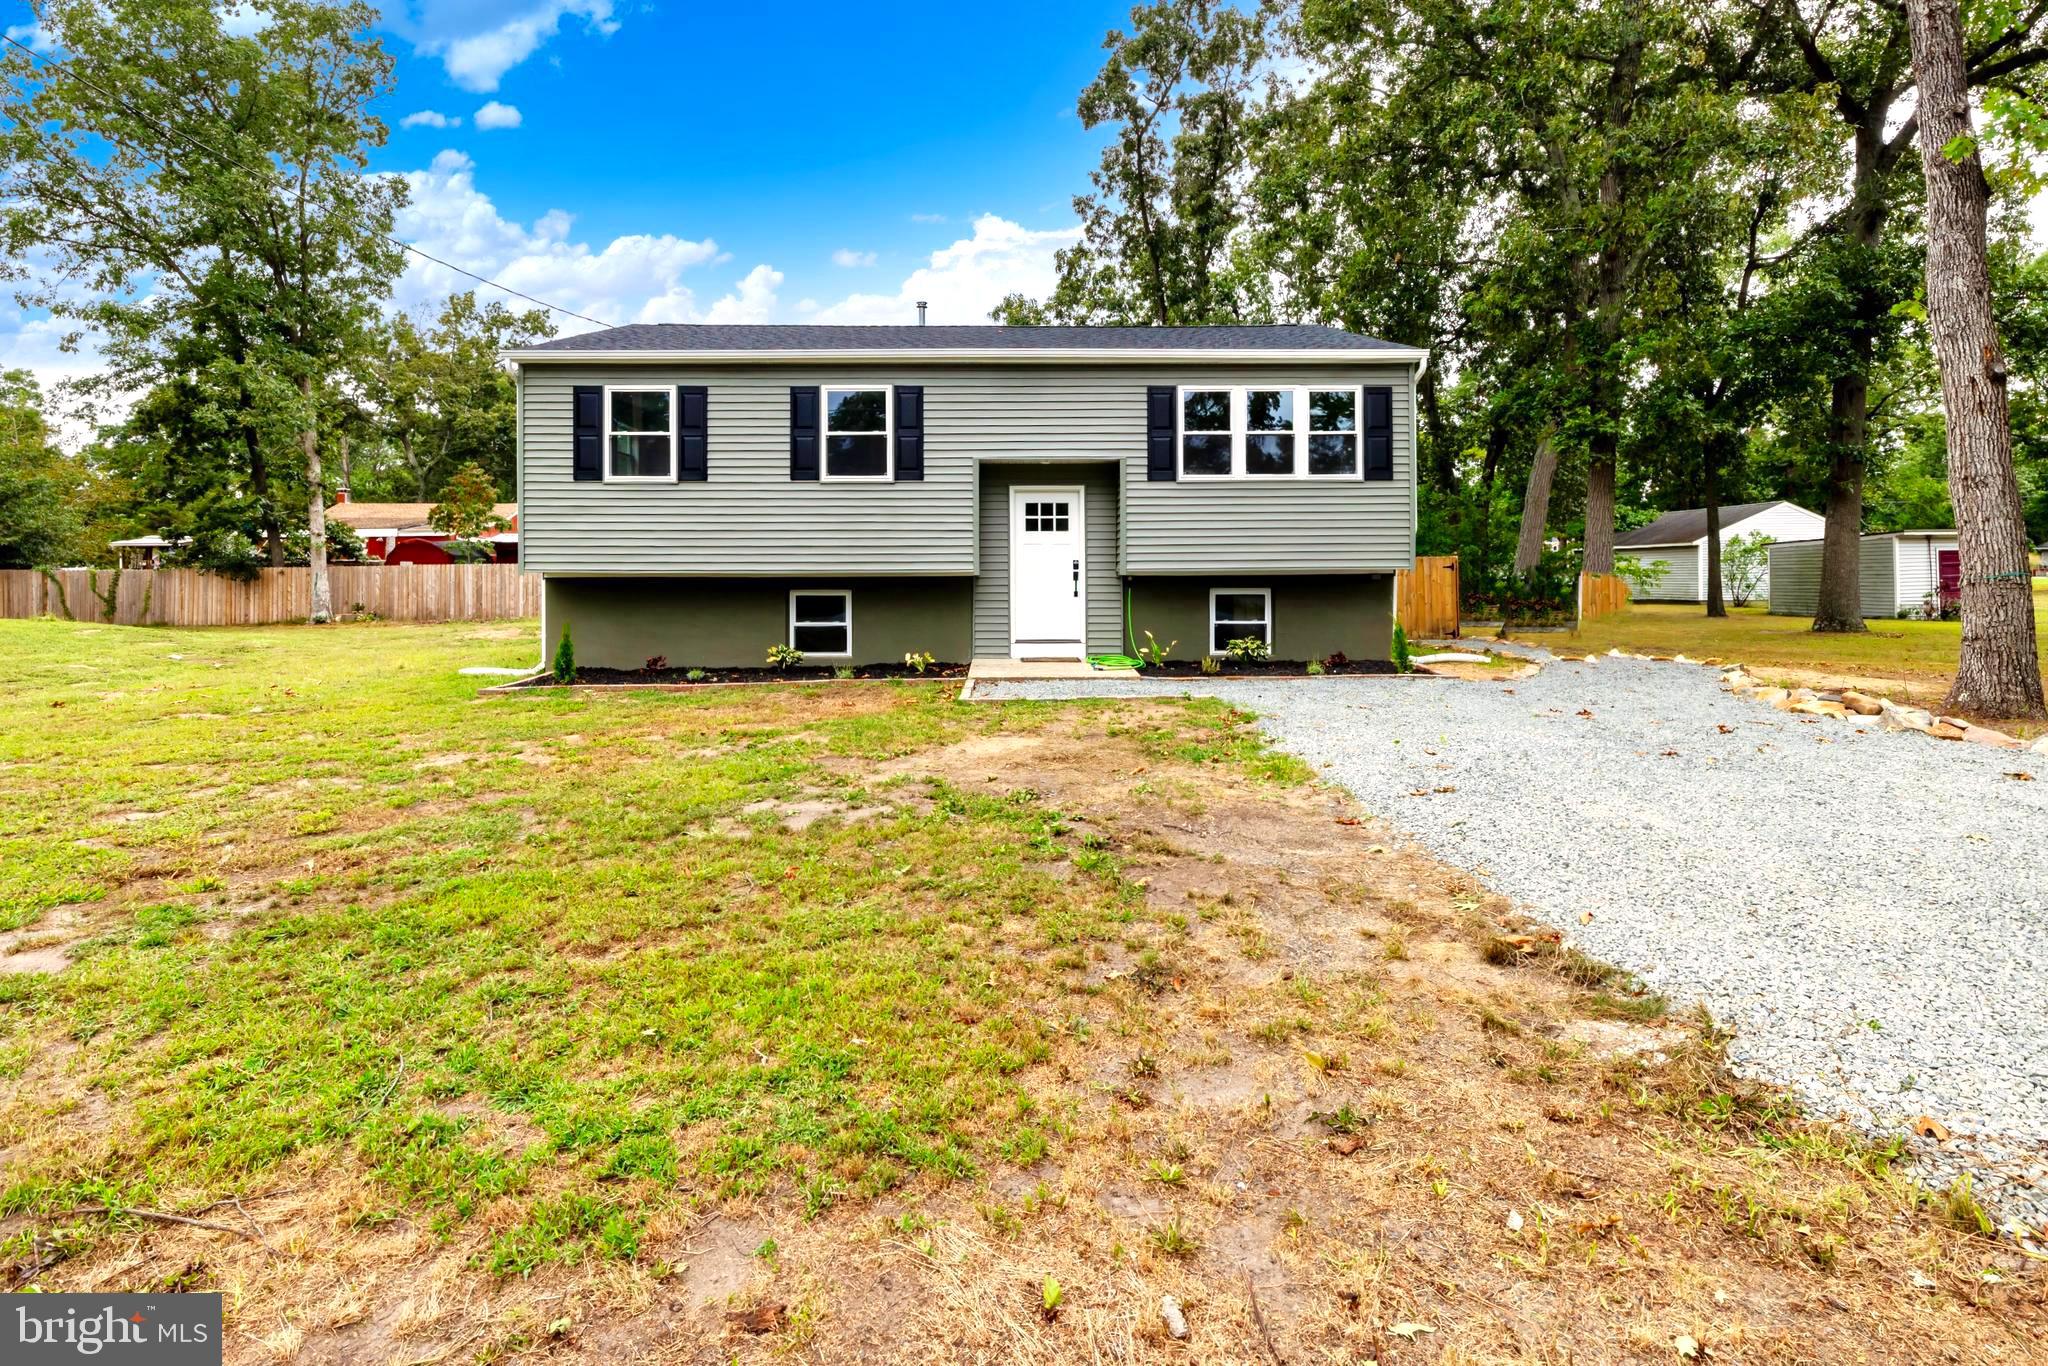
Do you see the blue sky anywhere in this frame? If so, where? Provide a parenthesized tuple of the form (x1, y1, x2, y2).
(3, 0, 1133, 389)
(367, 0, 1127, 330)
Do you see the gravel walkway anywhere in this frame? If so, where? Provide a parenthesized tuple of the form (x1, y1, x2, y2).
(976, 650, 2048, 1239)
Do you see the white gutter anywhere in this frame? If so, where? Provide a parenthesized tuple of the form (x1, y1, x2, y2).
(501, 346, 1434, 365)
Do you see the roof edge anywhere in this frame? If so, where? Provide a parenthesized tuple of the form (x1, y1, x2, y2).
(502, 346, 1432, 365)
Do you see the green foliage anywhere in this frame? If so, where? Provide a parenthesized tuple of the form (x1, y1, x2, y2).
(0, 372, 91, 567)
(1224, 635, 1271, 663)
(684, 668, 707, 682)
(766, 643, 805, 670)
(1719, 533, 1774, 607)
(1612, 555, 1672, 597)
(1390, 625, 1413, 674)
(902, 650, 936, 675)
(1306, 658, 1326, 675)
(429, 462, 509, 552)
(552, 627, 575, 685)
(1137, 630, 1177, 668)
(1198, 654, 1221, 675)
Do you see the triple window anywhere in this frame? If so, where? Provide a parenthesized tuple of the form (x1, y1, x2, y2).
(1179, 386, 1362, 479)
(606, 387, 674, 481)
(823, 386, 891, 480)
(789, 589, 852, 658)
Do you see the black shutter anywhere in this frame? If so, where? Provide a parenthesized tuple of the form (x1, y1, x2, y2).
(677, 385, 707, 482)
(790, 386, 819, 481)
(1363, 385, 1394, 481)
(894, 385, 924, 481)
(573, 385, 603, 482)
(1146, 385, 1176, 482)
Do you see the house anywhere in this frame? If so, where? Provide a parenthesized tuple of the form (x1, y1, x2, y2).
(1766, 531, 1961, 618)
(1613, 500, 1826, 603)
(325, 494, 520, 564)
(504, 323, 1426, 668)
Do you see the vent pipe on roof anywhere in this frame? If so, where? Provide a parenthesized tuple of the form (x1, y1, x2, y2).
(916, 300, 927, 326)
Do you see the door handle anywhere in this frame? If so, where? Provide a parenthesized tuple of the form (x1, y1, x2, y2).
(1072, 560, 1080, 597)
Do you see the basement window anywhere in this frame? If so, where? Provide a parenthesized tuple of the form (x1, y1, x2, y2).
(1209, 588, 1272, 655)
(790, 589, 852, 658)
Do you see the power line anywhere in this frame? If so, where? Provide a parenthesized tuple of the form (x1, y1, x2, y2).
(0, 30, 616, 329)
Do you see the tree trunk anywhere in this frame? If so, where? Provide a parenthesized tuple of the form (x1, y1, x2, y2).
(1513, 427, 1560, 575)
(301, 375, 331, 625)
(1420, 364, 1453, 492)
(245, 425, 284, 568)
(1908, 0, 2046, 719)
(1582, 447, 1617, 576)
(1704, 459, 1726, 618)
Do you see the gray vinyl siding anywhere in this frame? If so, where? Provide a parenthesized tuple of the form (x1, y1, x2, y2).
(519, 361, 1415, 576)
(1768, 537, 1902, 617)
(1892, 535, 1956, 613)
(974, 464, 1122, 656)
(1630, 545, 1701, 602)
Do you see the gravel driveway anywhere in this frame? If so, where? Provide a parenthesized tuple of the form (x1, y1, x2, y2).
(977, 649, 2048, 1237)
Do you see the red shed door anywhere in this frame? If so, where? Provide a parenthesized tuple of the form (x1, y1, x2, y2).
(1938, 549, 1961, 593)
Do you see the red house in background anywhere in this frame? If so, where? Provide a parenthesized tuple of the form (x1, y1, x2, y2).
(326, 491, 520, 564)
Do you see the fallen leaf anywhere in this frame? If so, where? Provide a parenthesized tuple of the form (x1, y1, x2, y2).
(1366, 844, 1388, 854)
(1433, 785, 1457, 794)
(1579, 911, 1594, 925)
(1911, 1115, 1952, 1141)
(1389, 1322, 1434, 1340)
(1576, 708, 1595, 719)
(1330, 1135, 1364, 1156)
(1505, 1208, 1524, 1233)
(1674, 1335, 1700, 1359)
(1909, 1269, 1938, 1290)
(1715, 724, 1732, 734)
(2005, 771, 2035, 782)
(1660, 749, 1680, 757)
(1335, 816, 1363, 826)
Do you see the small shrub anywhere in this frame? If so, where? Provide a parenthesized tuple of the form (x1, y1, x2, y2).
(1225, 635, 1271, 663)
(552, 627, 575, 684)
(1324, 650, 1350, 670)
(903, 650, 936, 674)
(644, 654, 668, 671)
(685, 668, 706, 682)
(1390, 624, 1414, 674)
(766, 643, 805, 670)
(1306, 659, 1326, 676)
(1198, 655, 1221, 675)
(1137, 630, 1177, 668)
(834, 665, 856, 680)
(1149, 1216, 1197, 1257)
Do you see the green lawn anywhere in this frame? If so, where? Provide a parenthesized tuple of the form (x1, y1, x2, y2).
(0, 618, 1271, 1272)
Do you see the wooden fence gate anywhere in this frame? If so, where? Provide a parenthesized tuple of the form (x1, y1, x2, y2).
(1577, 572, 1630, 624)
(1395, 555, 1460, 639)
(0, 565, 540, 627)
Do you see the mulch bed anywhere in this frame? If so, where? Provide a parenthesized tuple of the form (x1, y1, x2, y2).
(520, 662, 969, 687)
(1138, 657, 1403, 678)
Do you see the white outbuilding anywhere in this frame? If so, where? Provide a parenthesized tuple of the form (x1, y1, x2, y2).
(1766, 531, 1961, 619)
(1613, 500, 1827, 603)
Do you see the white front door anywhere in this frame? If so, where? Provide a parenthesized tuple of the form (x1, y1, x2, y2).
(1009, 487, 1085, 659)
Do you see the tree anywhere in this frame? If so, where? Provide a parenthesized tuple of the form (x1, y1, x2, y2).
(1721, 532, 1774, 606)
(1905, 0, 2045, 717)
(0, 370, 86, 566)
(0, 0, 406, 623)
(429, 460, 508, 562)
(1747, 0, 2048, 633)
(991, 0, 1270, 326)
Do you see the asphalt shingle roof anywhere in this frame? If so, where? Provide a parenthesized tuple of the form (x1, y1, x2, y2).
(1614, 501, 1794, 548)
(520, 323, 1410, 353)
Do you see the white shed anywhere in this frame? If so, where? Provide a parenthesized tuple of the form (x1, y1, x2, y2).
(1614, 500, 1826, 603)
(1766, 531, 1961, 619)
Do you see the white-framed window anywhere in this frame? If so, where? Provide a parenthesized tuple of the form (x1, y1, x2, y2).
(822, 385, 892, 480)
(605, 386, 674, 481)
(1179, 386, 1363, 480)
(789, 589, 852, 658)
(1209, 587, 1272, 655)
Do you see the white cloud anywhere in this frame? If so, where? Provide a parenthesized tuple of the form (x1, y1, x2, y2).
(810, 215, 1079, 325)
(830, 248, 877, 269)
(5, 21, 53, 51)
(909, 212, 948, 224)
(395, 0, 620, 93)
(388, 150, 773, 331)
(473, 101, 522, 131)
(399, 110, 461, 130)
(218, 4, 272, 37)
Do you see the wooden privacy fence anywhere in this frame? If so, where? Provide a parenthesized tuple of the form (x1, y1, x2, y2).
(1577, 571, 1630, 623)
(0, 565, 540, 627)
(1395, 555, 1461, 639)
